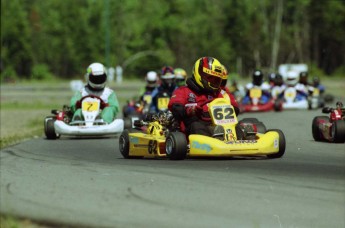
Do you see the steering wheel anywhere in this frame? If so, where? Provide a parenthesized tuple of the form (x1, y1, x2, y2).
(76, 95, 108, 109)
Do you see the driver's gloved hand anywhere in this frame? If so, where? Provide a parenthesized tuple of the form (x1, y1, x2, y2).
(76, 100, 82, 109)
(144, 113, 154, 121)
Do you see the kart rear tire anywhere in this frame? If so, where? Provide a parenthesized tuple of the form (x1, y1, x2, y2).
(166, 132, 187, 160)
(266, 129, 286, 158)
(332, 120, 345, 143)
(119, 129, 142, 159)
(312, 116, 328, 141)
(274, 100, 283, 112)
(124, 117, 133, 129)
(44, 118, 58, 140)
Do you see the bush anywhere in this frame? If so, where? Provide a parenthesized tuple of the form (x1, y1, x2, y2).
(308, 63, 326, 77)
(31, 64, 54, 80)
(0, 66, 18, 83)
(331, 66, 345, 78)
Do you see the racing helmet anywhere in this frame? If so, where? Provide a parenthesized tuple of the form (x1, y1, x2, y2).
(174, 68, 187, 87)
(192, 57, 225, 93)
(252, 70, 264, 86)
(274, 73, 284, 86)
(160, 66, 175, 89)
(220, 65, 229, 87)
(268, 73, 277, 84)
(312, 76, 320, 86)
(145, 71, 158, 88)
(299, 71, 309, 85)
(286, 71, 299, 86)
(87, 62, 107, 91)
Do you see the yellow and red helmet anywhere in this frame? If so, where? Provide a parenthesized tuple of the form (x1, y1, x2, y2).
(192, 57, 226, 93)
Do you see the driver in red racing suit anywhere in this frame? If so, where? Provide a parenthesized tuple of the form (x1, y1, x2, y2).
(168, 57, 239, 137)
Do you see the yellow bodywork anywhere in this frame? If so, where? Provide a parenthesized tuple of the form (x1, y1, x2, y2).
(188, 132, 280, 157)
(127, 98, 283, 158)
(128, 121, 167, 158)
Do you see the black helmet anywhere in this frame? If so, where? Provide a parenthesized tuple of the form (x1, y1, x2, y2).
(252, 70, 263, 86)
(268, 73, 276, 83)
(274, 74, 284, 86)
(299, 71, 309, 85)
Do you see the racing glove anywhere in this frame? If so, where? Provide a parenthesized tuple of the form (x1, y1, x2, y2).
(185, 104, 203, 116)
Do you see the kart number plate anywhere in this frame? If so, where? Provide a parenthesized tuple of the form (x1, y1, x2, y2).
(82, 101, 99, 112)
(211, 104, 236, 125)
(250, 88, 262, 98)
(143, 95, 152, 104)
(313, 88, 320, 96)
(285, 89, 296, 99)
(158, 97, 170, 110)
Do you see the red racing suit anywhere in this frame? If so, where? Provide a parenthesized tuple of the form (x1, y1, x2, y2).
(168, 78, 239, 136)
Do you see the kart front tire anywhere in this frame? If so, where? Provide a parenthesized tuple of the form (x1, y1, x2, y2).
(44, 118, 58, 140)
(266, 129, 286, 159)
(166, 132, 187, 160)
(119, 130, 131, 158)
(332, 120, 345, 143)
(312, 116, 328, 141)
(274, 100, 283, 112)
(119, 129, 142, 159)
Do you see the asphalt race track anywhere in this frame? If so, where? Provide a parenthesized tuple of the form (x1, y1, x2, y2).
(1, 109, 344, 227)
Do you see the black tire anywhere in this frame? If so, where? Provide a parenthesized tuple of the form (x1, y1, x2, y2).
(324, 94, 334, 103)
(274, 100, 283, 112)
(165, 132, 187, 160)
(312, 116, 328, 141)
(331, 120, 345, 143)
(266, 129, 286, 158)
(44, 118, 58, 140)
(119, 129, 142, 159)
(124, 117, 133, 129)
(119, 130, 131, 158)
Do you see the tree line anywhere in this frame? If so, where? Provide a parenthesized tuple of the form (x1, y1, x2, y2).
(1, 0, 344, 81)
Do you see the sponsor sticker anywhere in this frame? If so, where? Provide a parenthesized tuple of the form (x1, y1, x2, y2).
(225, 140, 257, 145)
(191, 141, 212, 153)
(274, 139, 279, 148)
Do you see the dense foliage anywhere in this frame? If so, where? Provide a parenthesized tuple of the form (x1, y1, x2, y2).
(1, 0, 344, 80)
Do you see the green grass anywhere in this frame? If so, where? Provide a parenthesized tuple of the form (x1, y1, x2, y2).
(0, 118, 43, 149)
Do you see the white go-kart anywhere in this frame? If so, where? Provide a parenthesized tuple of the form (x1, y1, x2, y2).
(44, 95, 124, 139)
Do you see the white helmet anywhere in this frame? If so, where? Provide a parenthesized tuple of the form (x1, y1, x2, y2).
(286, 71, 299, 86)
(146, 71, 158, 87)
(87, 63, 107, 90)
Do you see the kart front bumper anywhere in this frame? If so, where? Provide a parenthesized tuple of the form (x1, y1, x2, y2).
(240, 101, 274, 112)
(282, 100, 308, 110)
(54, 119, 124, 136)
(188, 131, 280, 157)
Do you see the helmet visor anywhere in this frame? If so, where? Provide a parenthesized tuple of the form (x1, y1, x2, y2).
(206, 75, 222, 89)
(89, 73, 106, 85)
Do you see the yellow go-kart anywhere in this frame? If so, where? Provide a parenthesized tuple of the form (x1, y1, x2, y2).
(119, 98, 286, 160)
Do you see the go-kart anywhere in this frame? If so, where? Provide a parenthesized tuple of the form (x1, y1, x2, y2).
(122, 94, 153, 129)
(312, 102, 345, 143)
(44, 95, 124, 139)
(274, 87, 318, 111)
(119, 98, 286, 160)
(240, 87, 274, 112)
